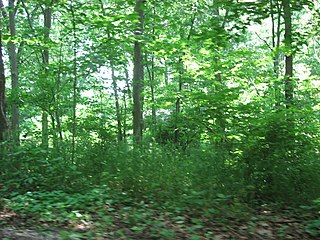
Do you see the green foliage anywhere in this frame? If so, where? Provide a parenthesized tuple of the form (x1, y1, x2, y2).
(1, 118, 320, 204)
(0, 144, 89, 195)
(4, 188, 117, 223)
(0, 2, 320, 239)
(236, 107, 320, 204)
(2, 185, 252, 238)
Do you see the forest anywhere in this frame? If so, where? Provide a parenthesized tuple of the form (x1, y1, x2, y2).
(0, 0, 320, 239)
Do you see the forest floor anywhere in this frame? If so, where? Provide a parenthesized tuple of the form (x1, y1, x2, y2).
(0, 201, 319, 240)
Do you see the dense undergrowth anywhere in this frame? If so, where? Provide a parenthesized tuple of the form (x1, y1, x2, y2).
(0, 139, 320, 238)
(0, 139, 320, 202)
(1, 138, 319, 204)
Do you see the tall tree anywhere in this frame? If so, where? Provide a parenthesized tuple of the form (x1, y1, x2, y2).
(8, 0, 19, 143)
(99, 0, 123, 142)
(0, 0, 7, 142)
(145, 54, 156, 129)
(41, 4, 52, 149)
(71, 1, 78, 161)
(270, 0, 282, 105)
(132, 0, 145, 142)
(111, 65, 123, 142)
(145, 6, 157, 130)
(282, 0, 293, 108)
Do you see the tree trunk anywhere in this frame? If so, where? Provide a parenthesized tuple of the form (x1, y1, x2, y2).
(123, 69, 131, 143)
(270, 0, 282, 106)
(41, 6, 52, 149)
(147, 7, 157, 130)
(54, 42, 64, 144)
(0, 0, 7, 142)
(111, 65, 123, 142)
(8, 0, 19, 143)
(164, 59, 169, 85)
(146, 55, 156, 129)
(99, 1, 123, 143)
(174, 12, 196, 144)
(71, 3, 77, 161)
(174, 69, 182, 144)
(282, 0, 293, 108)
(132, 0, 145, 143)
(42, 112, 49, 148)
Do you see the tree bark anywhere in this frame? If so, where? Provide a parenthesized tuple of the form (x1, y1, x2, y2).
(123, 69, 131, 143)
(147, 7, 157, 130)
(132, 0, 145, 143)
(0, 0, 7, 142)
(8, 0, 19, 143)
(270, 0, 282, 106)
(54, 42, 64, 143)
(282, 0, 293, 108)
(71, 2, 77, 161)
(41, 6, 52, 149)
(41, 112, 49, 148)
(111, 65, 123, 142)
(146, 55, 156, 128)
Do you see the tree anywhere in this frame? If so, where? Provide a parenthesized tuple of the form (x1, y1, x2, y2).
(41, 3, 52, 149)
(270, 0, 282, 105)
(98, 0, 124, 143)
(8, 0, 19, 143)
(0, 0, 6, 142)
(70, 1, 78, 161)
(282, 0, 293, 108)
(132, 0, 145, 142)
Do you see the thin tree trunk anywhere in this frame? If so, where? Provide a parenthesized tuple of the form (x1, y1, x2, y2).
(71, 3, 77, 161)
(0, 0, 7, 142)
(282, 0, 293, 108)
(147, 7, 157, 129)
(132, 0, 145, 143)
(55, 43, 64, 141)
(123, 70, 131, 143)
(41, 112, 48, 148)
(146, 56, 156, 128)
(150, 59, 156, 126)
(174, 71, 182, 144)
(50, 112, 56, 146)
(99, 1, 123, 143)
(111, 65, 123, 142)
(164, 62, 169, 85)
(41, 6, 52, 149)
(174, 12, 196, 144)
(271, 0, 282, 105)
(122, 93, 128, 143)
(8, 0, 19, 143)
(125, 69, 131, 98)
(270, 0, 281, 78)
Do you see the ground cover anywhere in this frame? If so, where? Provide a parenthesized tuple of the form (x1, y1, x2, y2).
(1, 189, 319, 239)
